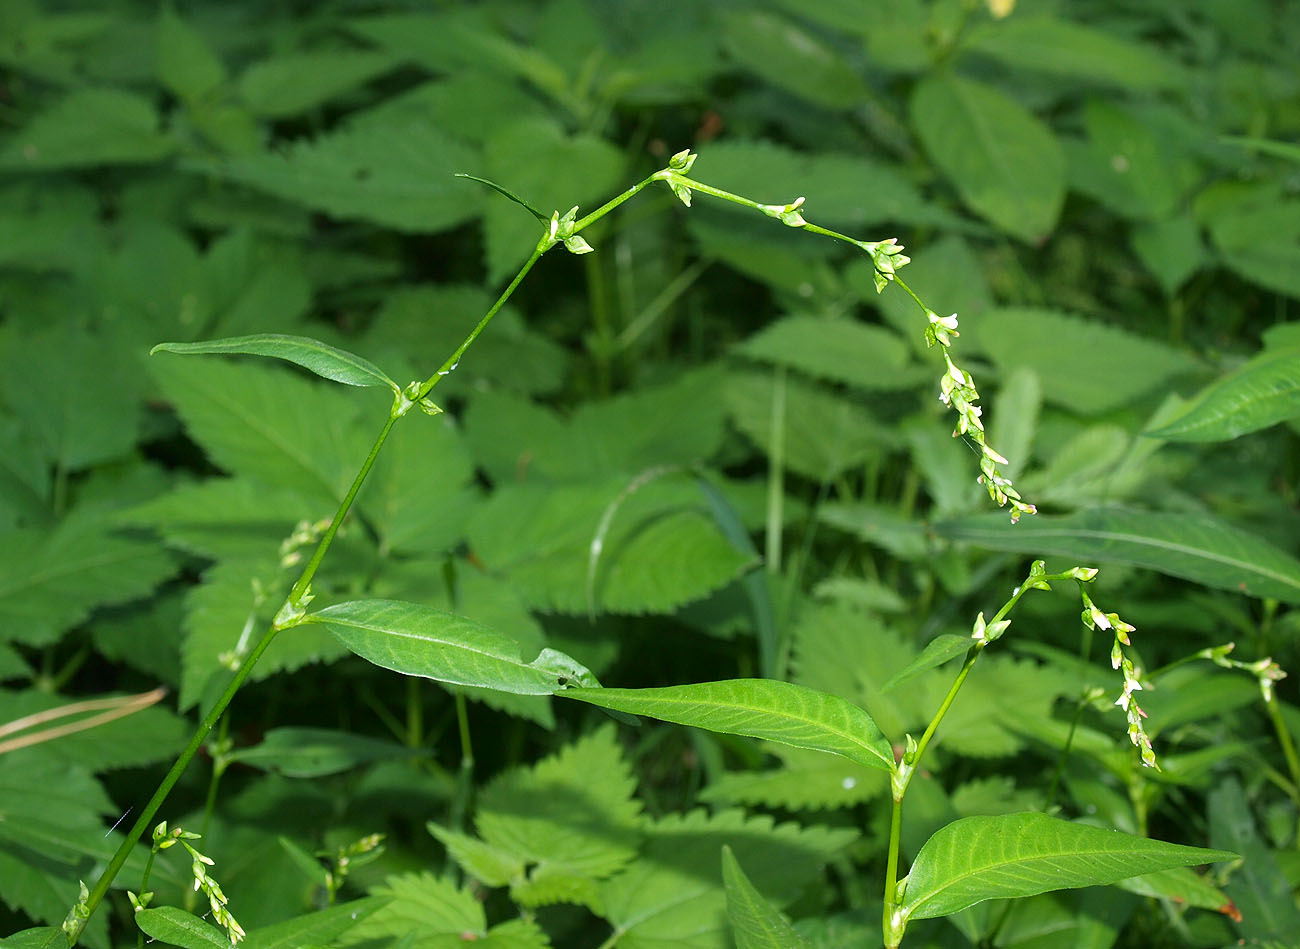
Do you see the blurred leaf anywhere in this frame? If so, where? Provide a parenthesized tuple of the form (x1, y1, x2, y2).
(975, 307, 1200, 413)
(1067, 100, 1183, 221)
(0, 88, 173, 169)
(900, 813, 1234, 921)
(720, 10, 867, 109)
(1200, 183, 1300, 299)
(937, 507, 1300, 603)
(190, 120, 481, 233)
(722, 846, 813, 949)
(1131, 214, 1206, 296)
(156, 6, 226, 103)
(961, 16, 1187, 91)
(238, 49, 397, 117)
(910, 74, 1065, 242)
(242, 898, 385, 949)
(736, 316, 928, 391)
(226, 726, 420, 778)
(1146, 346, 1300, 442)
(1209, 777, 1300, 938)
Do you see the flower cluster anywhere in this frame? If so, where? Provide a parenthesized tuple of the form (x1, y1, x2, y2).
(858, 237, 911, 293)
(1203, 642, 1287, 702)
(1081, 589, 1158, 770)
(142, 823, 246, 945)
(933, 330, 1037, 524)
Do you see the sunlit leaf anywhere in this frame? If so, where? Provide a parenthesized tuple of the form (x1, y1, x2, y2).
(1145, 347, 1300, 442)
(722, 846, 813, 949)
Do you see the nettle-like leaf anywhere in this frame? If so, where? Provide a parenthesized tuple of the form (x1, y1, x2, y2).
(700, 742, 889, 812)
(467, 476, 754, 615)
(936, 507, 1300, 604)
(306, 598, 593, 694)
(597, 808, 856, 949)
(719, 10, 867, 110)
(0, 87, 173, 170)
(974, 307, 1201, 414)
(237, 49, 399, 118)
(1146, 346, 1300, 442)
(0, 513, 176, 647)
(910, 74, 1065, 243)
(560, 679, 894, 773)
(189, 119, 482, 233)
(481, 117, 624, 282)
(150, 356, 373, 508)
(736, 315, 929, 391)
(722, 846, 813, 949)
(341, 871, 550, 947)
(898, 813, 1234, 923)
(725, 370, 895, 483)
(434, 724, 641, 908)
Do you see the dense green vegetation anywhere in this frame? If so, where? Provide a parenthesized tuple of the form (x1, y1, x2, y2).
(2, 0, 1299, 946)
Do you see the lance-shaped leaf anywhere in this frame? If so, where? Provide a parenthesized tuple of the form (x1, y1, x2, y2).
(151, 334, 400, 394)
(558, 679, 894, 772)
(1145, 347, 1300, 442)
(722, 846, 813, 949)
(306, 599, 593, 695)
(899, 813, 1236, 923)
(135, 906, 231, 949)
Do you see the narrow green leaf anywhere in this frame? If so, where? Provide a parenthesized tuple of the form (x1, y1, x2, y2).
(224, 726, 422, 778)
(135, 906, 231, 949)
(1145, 347, 1300, 442)
(558, 679, 895, 772)
(306, 598, 593, 695)
(910, 74, 1064, 242)
(900, 813, 1235, 922)
(453, 172, 546, 222)
(151, 334, 400, 393)
(722, 846, 813, 949)
(242, 897, 386, 949)
(936, 507, 1300, 604)
(880, 634, 972, 694)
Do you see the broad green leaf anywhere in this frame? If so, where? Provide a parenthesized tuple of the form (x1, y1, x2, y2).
(341, 871, 548, 946)
(899, 812, 1234, 922)
(910, 74, 1064, 242)
(936, 507, 1300, 603)
(151, 334, 401, 393)
(598, 808, 855, 949)
(701, 742, 888, 812)
(237, 50, 398, 117)
(722, 846, 813, 949)
(1200, 183, 1300, 299)
(987, 366, 1040, 481)
(135, 908, 230, 949)
(558, 678, 895, 772)
(0, 928, 65, 948)
(1209, 778, 1300, 938)
(975, 307, 1200, 413)
(737, 316, 928, 391)
(1145, 347, 1300, 442)
(880, 635, 972, 694)
(224, 727, 422, 778)
(306, 598, 593, 694)
(720, 10, 868, 109)
(242, 898, 385, 949)
(961, 16, 1187, 91)
(0, 88, 173, 169)
(190, 120, 481, 233)
(1131, 214, 1206, 296)
(1066, 100, 1185, 221)
(0, 516, 176, 647)
(1116, 866, 1234, 916)
(818, 503, 928, 559)
(156, 7, 225, 103)
(149, 357, 371, 506)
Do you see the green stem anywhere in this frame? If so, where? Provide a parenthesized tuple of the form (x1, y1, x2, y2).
(449, 692, 475, 836)
(883, 794, 905, 948)
(1264, 695, 1300, 846)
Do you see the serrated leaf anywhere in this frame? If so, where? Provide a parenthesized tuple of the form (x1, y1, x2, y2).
(936, 507, 1300, 604)
(1145, 347, 1300, 442)
(900, 813, 1234, 922)
(0, 88, 173, 169)
(427, 825, 524, 888)
(599, 809, 855, 949)
(307, 598, 591, 694)
(149, 357, 370, 507)
(700, 743, 888, 812)
(189, 120, 481, 233)
(818, 503, 929, 559)
(151, 334, 400, 393)
(910, 74, 1064, 242)
(975, 308, 1200, 413)
(0, 516, 176, 647)
(737, 316, 927, 391)
(225, 727, 422, 778)
(342, 872, 550, 946)
(135, 907, 230, 949)
(560, 679, 894, 772)
(722, 846, 813, 949)
(961, 16, 1186, 91)
(720, 11, 867, 109)
(237, 50, 398, 117)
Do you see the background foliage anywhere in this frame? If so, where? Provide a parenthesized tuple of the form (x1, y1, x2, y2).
(2, 0, 1299, 945)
